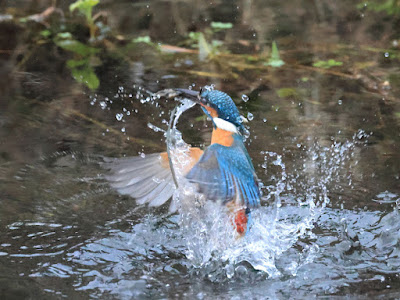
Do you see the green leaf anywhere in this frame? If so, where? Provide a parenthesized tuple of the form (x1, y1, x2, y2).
(66, 58, 89, 68)
(70, 66, 99, 90)
(265, 41, 285, 68)
(70, 0, 99, 14)
(187, 32, 201, 47)
(40, 30, 51, 38)
(277, 88, 299, 98)
(301, 77, 309, 82)
(211, 22, 233, 30)
(132, 36, 152, 44)
(57, 32, 73, 39)
(189, 32, 201, 40)
(313, 59, 343, 69)
(55, 33, 100, 56)
(66, 57, 101, 89)
(70, 0, 99, 27)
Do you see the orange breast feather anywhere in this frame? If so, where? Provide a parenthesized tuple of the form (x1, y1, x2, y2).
(211, 128, 234, 147)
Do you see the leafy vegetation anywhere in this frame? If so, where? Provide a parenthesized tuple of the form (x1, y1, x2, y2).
(132, 36, 152, 44)
(54, 32, 101, 89)
(29, 0, 104, 90)
(358, 0, 400, 16)
(70, 0, 99, 40)
(276, 88, 300, 98)
(265, 41, 285, 67)
(313, 59, 343, 69)
(186, 22, 233, 60)
(210, 22, 233, 30)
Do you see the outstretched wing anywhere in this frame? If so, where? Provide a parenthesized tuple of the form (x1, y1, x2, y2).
(185, 141, 260, 208)
(103, 153, 177, 212)
(103, 147, 204, 213)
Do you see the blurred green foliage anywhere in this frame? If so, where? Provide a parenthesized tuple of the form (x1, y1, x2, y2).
(210, 22, 233, 30)
(277, 88, 299, 98)
(31, 0, 103, 90)
(358, 0, 400, 15)
(265, 41, 285, 67)
(186, 22, 233, 60)
(70, 0, 99, 39)
(313, 59, 343, 69)
(54, 32, 99, 55)
(132, 36, 152, 44)
(54, 32, 101, 89)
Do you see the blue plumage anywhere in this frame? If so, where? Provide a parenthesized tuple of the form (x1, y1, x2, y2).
(199, 89, 244, 129)
(186, 134, 260, 208)
(106, 87, 260, 235)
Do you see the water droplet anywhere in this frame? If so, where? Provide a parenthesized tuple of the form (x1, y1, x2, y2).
(247, 112, 254, 121)
(338, 99, 342, 105)
(121, 127, 126, 133)
(384, 52, 389, 58)
(116, 113, 123, 121)
(140, 153, 146, 158)
(243, 128, 250, 139)
(242, 94, 249, 102)
(99, 101, 107, 109)
(263, 118, 267, 123)
(225, 264, 234, 279)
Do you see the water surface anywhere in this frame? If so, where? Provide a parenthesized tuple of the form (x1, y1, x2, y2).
(0, 0, 400, 298)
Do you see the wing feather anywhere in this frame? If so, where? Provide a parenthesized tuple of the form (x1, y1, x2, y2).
(186, 137, 260, 208)
(102, 153, 177, 212)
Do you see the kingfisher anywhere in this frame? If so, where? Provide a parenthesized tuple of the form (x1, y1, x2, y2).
(105, 88, 261, 236)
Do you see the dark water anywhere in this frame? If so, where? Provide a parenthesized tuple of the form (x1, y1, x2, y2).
(1, 1, 400, 299)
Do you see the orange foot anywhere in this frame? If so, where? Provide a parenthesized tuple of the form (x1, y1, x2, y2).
(234, 208, 248, 236)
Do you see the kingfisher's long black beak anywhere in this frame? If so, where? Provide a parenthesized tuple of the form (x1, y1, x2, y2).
(175, 88, 208, 106)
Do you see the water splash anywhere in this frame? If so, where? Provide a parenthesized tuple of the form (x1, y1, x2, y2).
(160, 99, 373, 281)
(2, 89, 399, 297)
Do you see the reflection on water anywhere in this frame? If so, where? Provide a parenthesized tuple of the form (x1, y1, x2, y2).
(1, 0, 400, 298)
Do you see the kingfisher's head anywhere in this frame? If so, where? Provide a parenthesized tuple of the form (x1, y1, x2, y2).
(176, 87, 246, 132)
